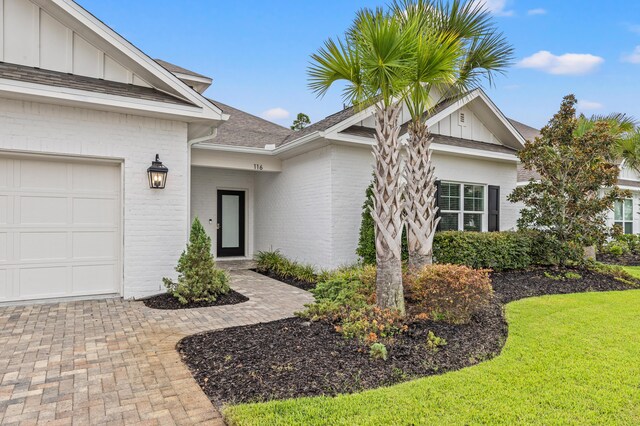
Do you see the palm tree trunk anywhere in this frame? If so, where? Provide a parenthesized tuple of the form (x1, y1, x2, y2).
(404, 121, 440, 271)
(371, 103, 405, 314)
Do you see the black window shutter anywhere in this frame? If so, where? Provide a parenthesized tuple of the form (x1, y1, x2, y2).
(488, 185, 500, 232)
(435, 180, 441, 231)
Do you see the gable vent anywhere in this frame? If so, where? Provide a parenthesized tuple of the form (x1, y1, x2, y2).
(459, 111, 468, 127)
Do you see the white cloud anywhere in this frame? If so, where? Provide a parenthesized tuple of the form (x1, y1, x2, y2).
(577, 100, 603, 111)
(517, 51, 604, 75)
(261, 107, 290, 121)
(622, 46, 640, 64)
(527, 8, 547, 15)
(479, 0, 514, 17)
(627, 24, 640, 34)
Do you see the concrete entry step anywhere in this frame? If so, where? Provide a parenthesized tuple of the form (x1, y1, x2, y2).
(216, 258, 257, 271)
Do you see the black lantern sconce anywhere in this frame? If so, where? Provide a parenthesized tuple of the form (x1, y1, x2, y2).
(147, 154, 168, 189)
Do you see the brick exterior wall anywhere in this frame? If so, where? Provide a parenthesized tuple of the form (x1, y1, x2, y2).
(0, 98, 189, 298)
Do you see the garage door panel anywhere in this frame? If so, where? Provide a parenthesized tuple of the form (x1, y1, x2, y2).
(72, 164, 119, 194)
(0, 160, 9, 188)
(0, 270, 7, 300)
(0, 234, 7, 261)
(72, 264, 116, 295)
(20, 196, 67, 225)
(73, 232, 116, 259)
(19, 266, 68, 298)
(19, 232, 67, 261)
(19, 160, 69, 191)
(0, 196, 7, 224)
(0, 155, 121, 302)
(73, 198, 117, 225)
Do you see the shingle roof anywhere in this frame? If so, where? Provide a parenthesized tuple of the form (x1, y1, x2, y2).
(154, 59, 211, 80)
(0, 61, 194, 106)
(282, 106, 357, 143)
(509, 118, 541, 143)
(208, 99, 294, 148)
(341, 124, 517, 155)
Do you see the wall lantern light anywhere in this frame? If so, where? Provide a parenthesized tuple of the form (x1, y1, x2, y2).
(147, 154, 168, 189)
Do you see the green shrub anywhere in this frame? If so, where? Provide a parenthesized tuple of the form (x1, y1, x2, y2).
(433, 231, 532, 271)
(404, 264, 493, 324)
(300, 265, 376, 322)
(603, 240, 631, 257)
(356, 180, 407, 264)
(369, 342, 388, 361)
(615, 234, 640, 254)
(163, 218, 229, 304)
(255, 250, 318, 283)
(425, 331, 447, 353)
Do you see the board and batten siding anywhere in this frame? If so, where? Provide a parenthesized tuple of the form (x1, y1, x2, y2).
(0, 0, 151, 86)
(0, 97, 189, 298)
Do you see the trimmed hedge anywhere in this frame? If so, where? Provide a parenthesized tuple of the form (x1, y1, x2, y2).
(433, 231, 532, 271)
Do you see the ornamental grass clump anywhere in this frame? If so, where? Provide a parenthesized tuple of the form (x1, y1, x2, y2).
(163, 218, 229, 305)
(404, 264, 493, 324)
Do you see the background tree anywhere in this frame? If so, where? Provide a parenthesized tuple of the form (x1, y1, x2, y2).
(308, 8, 416, 314)
(508, 95, 629, 262)
(393, 0, 513, 269)
(291, 113, 311, 131)
(575, 113, 640, 172)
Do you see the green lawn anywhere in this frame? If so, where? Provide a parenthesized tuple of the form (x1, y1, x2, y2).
(622, 266, 640, 280)
(225, 290, 640, 425)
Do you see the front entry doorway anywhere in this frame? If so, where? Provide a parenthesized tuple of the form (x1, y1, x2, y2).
(216, 190, 245, 257)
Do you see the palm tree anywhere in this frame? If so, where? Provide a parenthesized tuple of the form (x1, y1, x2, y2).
(308, 8, 417, 313)
(393, 0, 514, 269)
(576, 113, 640, 172)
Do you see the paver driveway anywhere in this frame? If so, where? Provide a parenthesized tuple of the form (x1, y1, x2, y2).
(0, 271, 313, 425)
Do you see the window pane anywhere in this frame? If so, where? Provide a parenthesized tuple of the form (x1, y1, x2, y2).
(624, 199, 633, 221)
(441, 183, 460, 211)
(614, 200, 623, 220)
(625, 222, 633, 235)
(463, 213, 482, 231)
(464, 185, 484, 212)
(440, 213, 459, 231)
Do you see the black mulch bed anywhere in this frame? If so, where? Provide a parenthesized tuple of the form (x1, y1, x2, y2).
(177, 266, 637, 405)
(252, 269, 316, 291)
(141, 289, 248, 310)
(597, 253, 640, 266)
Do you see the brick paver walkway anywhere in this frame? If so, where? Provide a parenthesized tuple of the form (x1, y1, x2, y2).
(0, 271, 313, 425)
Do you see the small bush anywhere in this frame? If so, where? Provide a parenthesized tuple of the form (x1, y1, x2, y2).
(603, 240, 630, 257)
(163, 218, 229, 304)
(300, 265, 376, 322)
(255, 250, 318, 283)
(425, 331, 447, 353)
(338, 306, 407, 344)
(613, 234, 640, 254)
(369, 343, 388, 361)
(405, 264, 493, 324)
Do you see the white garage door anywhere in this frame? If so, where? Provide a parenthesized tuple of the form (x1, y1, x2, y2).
(0, 154, 121, 302)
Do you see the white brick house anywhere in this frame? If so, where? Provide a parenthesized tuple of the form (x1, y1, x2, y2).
(0, 0, 530, 303)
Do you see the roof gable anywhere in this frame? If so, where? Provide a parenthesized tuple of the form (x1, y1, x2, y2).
(0, 0, 225, 123)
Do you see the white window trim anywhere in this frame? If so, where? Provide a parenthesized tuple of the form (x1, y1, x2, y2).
(614, 198, 634, 234)
(440, 181, 488, 232)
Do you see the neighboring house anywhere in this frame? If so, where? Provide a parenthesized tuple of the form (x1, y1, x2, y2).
(515, 123, 640, 234)
(0, 0, 528, 304)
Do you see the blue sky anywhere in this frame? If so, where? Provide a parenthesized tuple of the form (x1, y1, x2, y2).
(78, 0, 640, 129)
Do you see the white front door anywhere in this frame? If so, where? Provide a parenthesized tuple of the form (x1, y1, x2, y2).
(0, 154, 122, 302)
